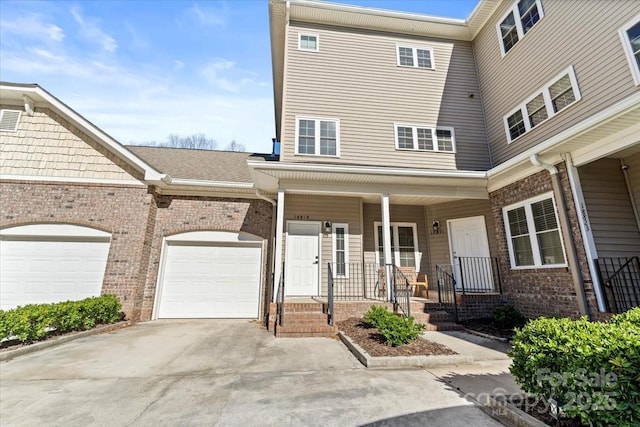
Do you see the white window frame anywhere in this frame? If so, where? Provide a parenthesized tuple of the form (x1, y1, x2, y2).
(395, 45, 435, 70)
(0, 109, 22, 132)
(619, 15, 640, 86)
(496, 0, 544, 57)
(502, 192, 568, 269)
(294, 116, 340, 157)
(298, 33, 319, 52)
(373, 222, 420, 271)
(504, 65, 581, 143)
(332, 223, 349, 278)
(393, 124, 456, 153)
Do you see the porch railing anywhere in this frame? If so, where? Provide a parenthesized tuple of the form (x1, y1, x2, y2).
(436, 264, 458, 322)
(275, 263, 285, 326)
(456, 256, 502, 294)
(391, 265, 411, 318)
(327, 263, 335, 326)
(328, 262, 388, 301)
(596, 256, 640, 313)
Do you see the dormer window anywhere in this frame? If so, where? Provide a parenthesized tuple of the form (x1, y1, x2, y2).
(497, 0, 544, 56)
(298, 33, 319, 52)
(396, 45, 434, 69)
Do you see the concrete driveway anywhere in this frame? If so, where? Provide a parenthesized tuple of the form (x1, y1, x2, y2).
(0, 320, 504, 426)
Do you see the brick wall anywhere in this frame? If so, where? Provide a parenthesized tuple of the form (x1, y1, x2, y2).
(0, 180, 154, 319)
(139, 194, 274, 321)
(456, 293, 508, 321)
(489, 164, 600, 319)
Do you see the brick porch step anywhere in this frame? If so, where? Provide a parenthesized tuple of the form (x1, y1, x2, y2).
(411, 310, 455, 324)
(275, 324, 338, 338)
(422, 322, 465, 331)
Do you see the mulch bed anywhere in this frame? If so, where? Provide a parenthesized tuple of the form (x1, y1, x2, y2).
(460, 318, 517, 340)
(513, 396, 583, 426)
(336, 317, 457, 357)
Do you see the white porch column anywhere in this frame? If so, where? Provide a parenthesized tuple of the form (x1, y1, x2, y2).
(381, 193, 393, 301)
(273, 189, 285, 302)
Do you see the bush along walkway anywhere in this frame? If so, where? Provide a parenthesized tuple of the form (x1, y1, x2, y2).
(0, 295, 125, 345)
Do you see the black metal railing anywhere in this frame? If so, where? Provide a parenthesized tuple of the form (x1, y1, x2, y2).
(391, 265, 411, 317)
(275, 263, 285, 326)
(456, 256, 502, 294)
(327, 263, 335, 326)
(328, 262, 388, 301)
(436, 264, 458, 322)
(596, 256, 640, 313)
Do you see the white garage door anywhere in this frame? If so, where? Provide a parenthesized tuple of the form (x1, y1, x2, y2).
(0, 224, 110, 311)
(157, 241, 262, 319)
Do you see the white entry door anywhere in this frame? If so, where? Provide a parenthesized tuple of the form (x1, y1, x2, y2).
(448, 216, 494, 291)
(285, 222, 320, 296)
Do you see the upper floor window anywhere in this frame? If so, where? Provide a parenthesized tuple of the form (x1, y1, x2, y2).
(394, 124, 455, 153)
(503, 193, 566, 269)
(396, 45, 434, 69)
(0, 109, 21, 132)
(497, 0, 544, 56)
(504, 65, 580, 143)
(298, 33, 319, 52)
(619, 15, 640, 85)
(295, 117, 339, 156)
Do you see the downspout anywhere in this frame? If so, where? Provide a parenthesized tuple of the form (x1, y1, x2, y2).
(530, 154, 590, 319)
(256, 189, 277, 321)
(621, 159, 640, 232)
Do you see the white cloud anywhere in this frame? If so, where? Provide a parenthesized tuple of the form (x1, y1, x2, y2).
(0, 14, 65, 42)
(70, 6, 118, 52)
(186, 4, 226, 27)
(200, 60, 260, 92)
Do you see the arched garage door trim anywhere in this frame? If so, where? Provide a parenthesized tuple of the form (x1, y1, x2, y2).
(0, 224, 111, 310)
(153, 230, 264, 319)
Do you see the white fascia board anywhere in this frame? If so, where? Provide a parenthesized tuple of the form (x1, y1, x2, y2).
(161, 177, 254, 189)
(2, 84, 166, 183)
(247, 160, 487, 180)
(487, 92, 640, 180)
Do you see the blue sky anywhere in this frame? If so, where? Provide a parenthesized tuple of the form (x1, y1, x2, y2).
(0, 0, 477, 153)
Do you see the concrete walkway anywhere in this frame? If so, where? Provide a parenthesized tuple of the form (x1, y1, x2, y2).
(0, 320, 514, 426)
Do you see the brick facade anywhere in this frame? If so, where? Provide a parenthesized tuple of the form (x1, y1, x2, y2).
(1, 180, 275, 322)
(489, 164, 600, 319)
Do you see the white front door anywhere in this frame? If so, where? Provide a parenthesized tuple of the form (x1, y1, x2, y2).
(448, 216, 494, 291)
(285, 222, 320, 296)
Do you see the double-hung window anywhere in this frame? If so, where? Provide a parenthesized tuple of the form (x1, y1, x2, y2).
(395, 124, 455, 152)
(295, 117, 340, 156)
(497, 0, 544, 55)
(504, 66, 580, 143)
(332, 223, 349, 277)
(298, 33, 319, 52)
(374, 222, 419, 269)
(396, 45, 434, 69)
(619, 15, 640, 85)
(503, 193, 566, 268)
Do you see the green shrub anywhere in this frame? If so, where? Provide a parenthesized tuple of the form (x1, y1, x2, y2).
(492, 304, 526, 329)
(0, 295, 124, 343)
(363, 306, 425, 347)
(611, 307, 640, 327)
(509, 315, 640, 426)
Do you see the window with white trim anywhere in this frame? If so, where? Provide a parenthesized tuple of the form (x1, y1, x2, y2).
(298, 33, 319, 52)
(332, 223, 349, 277)
(394, 124, 455, 152)
(504, 66, 581, 143)
(619, 15, 640, 85)
(503, 193, 566, 268)
(497, 0, 544, 56)
(374, 222, 419, 269)
(396, 45, 434, 69)
(0, 109, 21, 132)
(295, 117, 339, 156)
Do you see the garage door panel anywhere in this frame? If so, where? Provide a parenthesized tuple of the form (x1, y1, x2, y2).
(157, 243, 261, 319)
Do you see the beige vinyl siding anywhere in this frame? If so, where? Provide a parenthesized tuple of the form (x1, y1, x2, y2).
(283, 195, 362, 294)
(579, 157, 640, 257)
(362, 203, 429, 273)
(625, 152, 640, 211)
(282, 22, 490, 171)
(0, 106, 140, 181)
(425, 200, 496, 288)
(473, 0, 640, 166)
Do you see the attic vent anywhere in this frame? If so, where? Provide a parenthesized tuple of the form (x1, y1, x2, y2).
(0, 109, 21, 132)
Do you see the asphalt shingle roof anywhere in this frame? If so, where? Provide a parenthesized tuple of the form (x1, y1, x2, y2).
(128, 146, 269, 182)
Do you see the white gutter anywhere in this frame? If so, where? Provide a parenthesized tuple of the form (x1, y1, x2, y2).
(530, 154, 558, 174)
(255, 189, 277, 205)
(160, 176, 254, 189)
